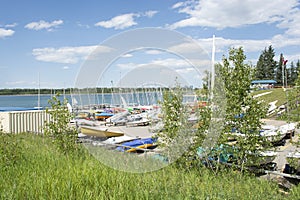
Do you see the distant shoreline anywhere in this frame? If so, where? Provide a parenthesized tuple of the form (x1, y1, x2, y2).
(0, 94, 53, 96)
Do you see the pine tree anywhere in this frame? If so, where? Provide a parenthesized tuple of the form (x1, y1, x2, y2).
(201, 70, 210, 96)
(255, 45, 277, 80)
(289, 61, 298, 85)
(296, 60, 300, 78)
(276, 53, 284, 85)
(255, 54, 266, 79)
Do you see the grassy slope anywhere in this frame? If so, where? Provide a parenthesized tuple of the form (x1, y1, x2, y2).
(2, 133, 299, 199)
(251, 88, 288, 107)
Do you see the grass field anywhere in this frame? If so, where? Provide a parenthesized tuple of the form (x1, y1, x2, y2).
(2, 133, 300, 199)
(251, 88, 288, 107)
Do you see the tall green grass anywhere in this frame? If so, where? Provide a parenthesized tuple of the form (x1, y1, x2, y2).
(1, 133, 299, 199)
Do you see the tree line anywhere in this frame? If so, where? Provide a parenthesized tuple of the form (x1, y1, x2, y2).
(255, 45, 300, 86)
(0, 87, 171, 95)
(0, 88, 71, 95)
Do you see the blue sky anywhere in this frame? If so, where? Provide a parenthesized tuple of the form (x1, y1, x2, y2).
(1, 0, 300, 89)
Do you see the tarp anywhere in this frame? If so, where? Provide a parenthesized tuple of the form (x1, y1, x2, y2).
(251, 80, 277, 84)
(116, 138, 155, 152)
(95, 112, 114, 117)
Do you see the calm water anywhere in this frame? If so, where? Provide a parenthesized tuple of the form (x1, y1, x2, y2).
(0, 92, 165, 108)
(0, 92, 195, 109)
(0, 95, 65, 108)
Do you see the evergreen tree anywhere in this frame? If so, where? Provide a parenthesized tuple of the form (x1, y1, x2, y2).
(255, 54, 266, 80)
(255, 45, 277, 80)
(201, 70, 210, 96)
(276, 53, 284, 85)
(289, 61, 298, 85)
(296, 60, 300, 78)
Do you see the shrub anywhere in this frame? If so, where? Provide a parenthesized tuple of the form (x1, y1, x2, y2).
(43, 94, 78, 154)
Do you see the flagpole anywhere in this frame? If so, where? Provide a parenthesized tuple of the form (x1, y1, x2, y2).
(211, 35, 215, 98)
(282, 58, 288, 88)
(282, 59, 285, 88)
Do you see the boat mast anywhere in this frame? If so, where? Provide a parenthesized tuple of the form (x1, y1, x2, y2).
(63, 82, 66, 100)
(38, 71, 40, 110)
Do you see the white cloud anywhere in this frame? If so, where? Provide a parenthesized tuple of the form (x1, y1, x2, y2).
(76, 21, 90, 29)
(197, 35, 300, 54)
(121, 53, 133, 58)
(95, 13, 137, 29)
(149, 58, 191, 68)
(25, 20, 63, 31)
(151, 35, 293, 59)
(117, 62, 137, 69)
(0, 28, 14, 38)
(5, 23, 17, 28)
(95, 10, 158, 30)
(32, 45, 112, 64)
(145, 50, 163, 55)
(168, 0, 300, 64)
(170, 0, 299, 30)
(5, 81, 37, 86)
(276, 6, 300, 37)
(278, 54, 300, 64)
(116, 58, 208, 87)
(117, 57, 209, 71)
(143, 10, 158, 18)
(172, 2, 185, 9)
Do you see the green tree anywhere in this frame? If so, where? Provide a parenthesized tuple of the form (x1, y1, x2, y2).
(289, 61, 298, 85)
(157, 82, 209, 167)
(296, 60, 300, 75)
(255, 45, 277, 80)
(201, 70, 210, 96)
(285, 74, 300, 170)
(218, 47, 270, 171)
(275, 53, 284, 85)
(156, 85, 190, 162)
(44, 93, 78, 154)
(285, 73, 300, 122)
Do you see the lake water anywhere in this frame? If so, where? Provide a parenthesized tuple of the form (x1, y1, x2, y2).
(0, 94, 111, 108)
(0, 91, 196, 109)
(0, 95, 54, 108)
(0, 92, 165, 109)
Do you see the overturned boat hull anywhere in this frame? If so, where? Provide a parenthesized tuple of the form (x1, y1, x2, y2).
(80, 126, 124, 137)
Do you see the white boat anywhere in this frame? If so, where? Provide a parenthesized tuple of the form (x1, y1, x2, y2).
(101, 135, 136, 145)
(80, 126, 124, 137)
(267, 100, 277, 116)
(70, 118, 98, 127)
(287, 152, 300, 172)
(247, 151, 277, 166)
(78, 133, 88, 138)
(260, 125, 286, 143)
(105, 110, 129, 125)
(258, 151, 278, 165)
(126, 114, 150, 127)
(279, 123, 297, 138)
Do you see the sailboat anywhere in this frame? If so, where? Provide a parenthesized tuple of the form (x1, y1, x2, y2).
(80, 125, 124, 137)
(34, 72, 43, 110)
